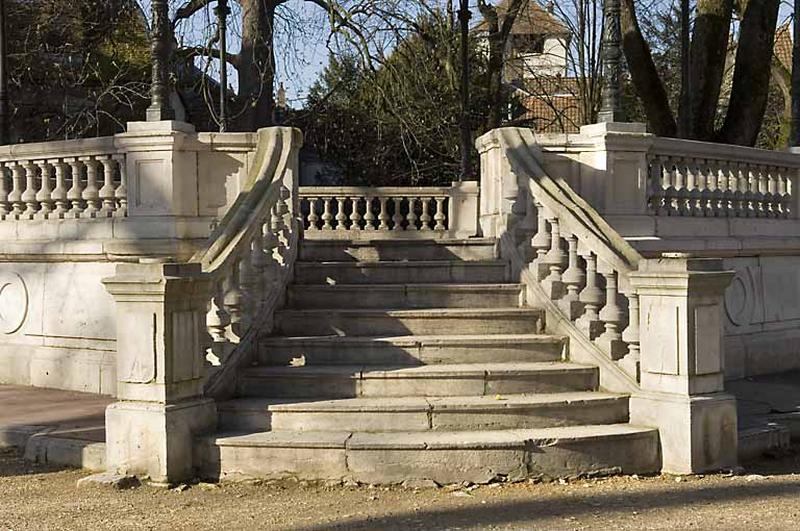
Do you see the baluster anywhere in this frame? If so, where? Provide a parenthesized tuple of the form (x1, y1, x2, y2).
(576, 251, 604, 339)
(648, 156, 665, 215)
(335, 197, 348, 230)
(80, 157, 101, 217)
(433, 196, 446, 231)
(540, 217, 566, 299)
(98, 156, 118, 217)
(781, 172, 793, 218)
(420, 198, 432, 230)
(687, 160, 703, 217)
(699, 161, 714, 217)
(391, 197, 404, 230)
(21, 161, 38, 219)
(675, 160, 690, 216)
(8, 163, 25, 218)
(731, 164, 751, 218)
(349, 196, 362, 230)
(50, 161, 69, 218)
(406, 197, 418, 230)
(66, 158, 84, 218)
(321, 197, 334, 230)
(725, 163, 738, 216)
(378, 197, 390, 230)
(746, 165, 758, 218)
(0, 163, 9, 219)
(596, 269, 627, 360)
(530, 201, 550, 278)
(238, 242, 258, 325)
(763, 167, 776, 218)
(620, 292, 641, 380)
(34, 160, 54, 219)
(363, 197, 376, 230)
(113, 155, 128, 217)
(755, 165, 768, 218)
(248, 223, 268, 315)
(222, 261, 245, 338)
(207, 279, 232, 344)
(306, 197, 320, 230)
(558, 235, 585, 320)
(277, 185, 292, 245)
(710, 164, 724, 217)
(664, 160, 679, 216)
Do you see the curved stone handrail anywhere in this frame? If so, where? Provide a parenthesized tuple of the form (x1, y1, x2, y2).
(478, 127, 644, 392)
(192, 127, 304, 398)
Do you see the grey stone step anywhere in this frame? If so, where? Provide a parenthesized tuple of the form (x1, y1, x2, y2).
(298, 238, 498, 263)
(287, 283, 525, 309)
(217, 392, 630, 432)
(196, 424, 661, 484)
(294, 260, 508, 285)
(238, 362, 598, 399)
(258, 334, 566, 366)
(274, 308, 544, 337)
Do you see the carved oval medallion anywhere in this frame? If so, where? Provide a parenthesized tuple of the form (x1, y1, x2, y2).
(0, 272, 29, 334)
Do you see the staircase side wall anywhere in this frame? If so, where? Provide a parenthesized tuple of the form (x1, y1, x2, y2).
(0, 260, 117, 395)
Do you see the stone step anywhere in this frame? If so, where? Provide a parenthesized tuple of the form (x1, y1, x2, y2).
(196, 424, 661, 484)
(298, 238, 498, 263)
(294, 260, 508, 285)
(217, 392, 630, 432)
(287, 283, 525, 310)
(238, 362, 598, 399)
(274, 308, 544, 337)
(258, 334, 566, 366)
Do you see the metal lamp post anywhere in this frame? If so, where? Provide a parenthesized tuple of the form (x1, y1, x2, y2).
(147, 0, 175, 122)
(792, 0, 800, 146)
(0, 0, 9, 144)
(458, 0, 472, 181)
(598, 0, 625, 123)
(216, 0, 229, 132)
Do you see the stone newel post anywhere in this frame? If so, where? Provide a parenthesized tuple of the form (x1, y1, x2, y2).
(629, 256, 738, 474)
(102, 261, 216, 485)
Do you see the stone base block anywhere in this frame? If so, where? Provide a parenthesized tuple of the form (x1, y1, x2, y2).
(106, 398, 216, 485)
(630, 392, 737, 474)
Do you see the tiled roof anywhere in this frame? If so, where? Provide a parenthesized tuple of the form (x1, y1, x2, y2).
(775, 23, 792, 72)
(510, 78, 583, 133)
(475, 0, 569, 36)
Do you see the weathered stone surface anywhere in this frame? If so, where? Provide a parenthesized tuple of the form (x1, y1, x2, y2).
(77, 472, 140, 490)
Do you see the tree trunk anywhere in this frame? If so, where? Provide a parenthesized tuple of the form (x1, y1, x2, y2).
(716, 0, 779, 146)
(620, 0, 676, 136)
(236, 0, 276, 131)
(684, 0, 733, 140)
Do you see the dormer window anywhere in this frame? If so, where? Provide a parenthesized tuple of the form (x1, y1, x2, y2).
(513, 34, 545, 54)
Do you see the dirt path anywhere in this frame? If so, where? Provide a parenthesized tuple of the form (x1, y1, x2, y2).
(2, 447, 800, 530)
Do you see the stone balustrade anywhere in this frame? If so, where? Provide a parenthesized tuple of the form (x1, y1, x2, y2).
(0, 139, 127, 220)
(648, 138, 799, 219)
(299, 182, 479, 239)
(102, 127, 303, 484)
(478, 127, 738, 474)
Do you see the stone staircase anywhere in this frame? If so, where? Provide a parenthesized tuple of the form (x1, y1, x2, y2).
(197, 238, 661, 484)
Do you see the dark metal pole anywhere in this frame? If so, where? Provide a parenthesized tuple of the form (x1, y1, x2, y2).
(146, 0, 175, 122)
(458, 0, 472, 181)
(598, 0, 625, 123)
(217, 0, 229, 132)
(0, 0, 9, 144)
(792, 0, 800, 146)
(679, 0, 690, 138)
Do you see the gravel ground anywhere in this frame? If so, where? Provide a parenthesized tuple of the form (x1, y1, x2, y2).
(2, 447, 800, 531)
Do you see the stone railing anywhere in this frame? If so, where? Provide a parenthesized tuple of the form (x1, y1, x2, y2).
(478, 127, 738, 475)
(102, 127, 303, 484)
(299, 182, 479, 239)
(0, 138, 127, 220)
(648, 137, 800, 219)
(195, 128, 302, 398)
